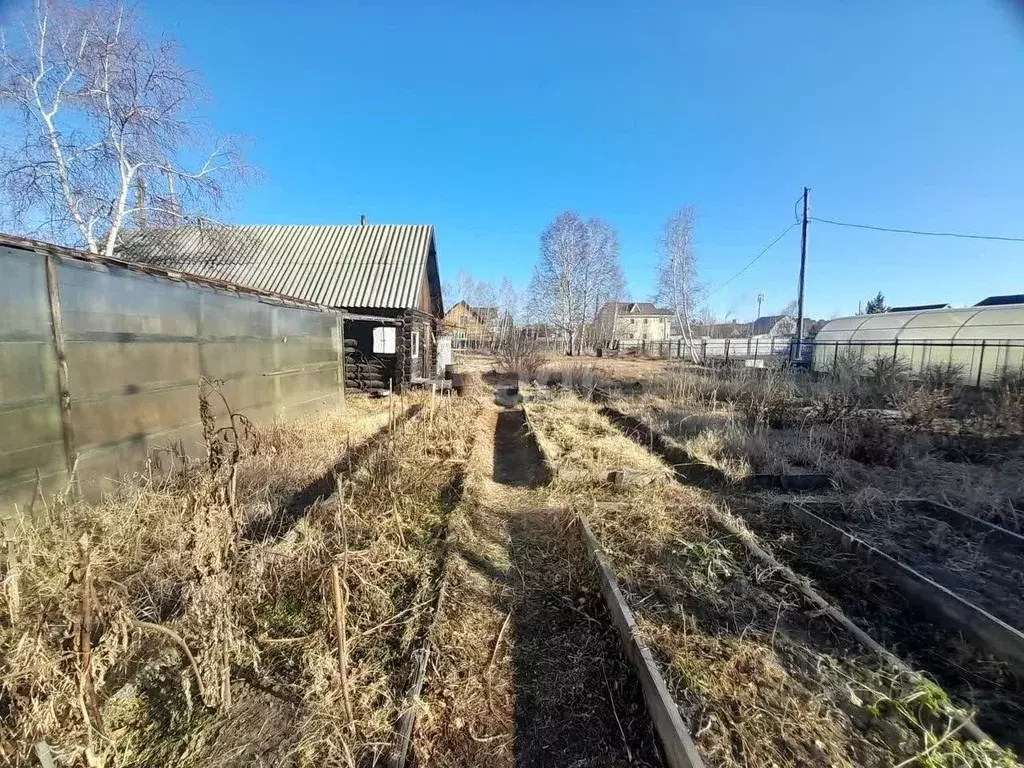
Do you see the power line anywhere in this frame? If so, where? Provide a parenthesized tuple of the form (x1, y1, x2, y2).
(705, 222, 798, 299)
(793, 193, 804, 225)
(811, 216, 1024, 244)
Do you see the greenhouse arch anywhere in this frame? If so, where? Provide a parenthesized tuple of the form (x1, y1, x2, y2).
(812, 304, 1024, 386)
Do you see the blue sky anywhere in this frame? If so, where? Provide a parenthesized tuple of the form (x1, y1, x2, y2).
(147, 0, 1024, 321)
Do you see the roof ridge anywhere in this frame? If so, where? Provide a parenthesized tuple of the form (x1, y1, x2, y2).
(115, 223, 438, 310)
(202, 223, 434, 229)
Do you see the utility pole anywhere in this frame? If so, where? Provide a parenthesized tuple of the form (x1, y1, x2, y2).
(793, 187, 810, 361)
(751, 293, 764, 340)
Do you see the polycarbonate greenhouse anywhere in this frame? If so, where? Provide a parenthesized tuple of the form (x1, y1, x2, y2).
(812, 304, 1024, 386)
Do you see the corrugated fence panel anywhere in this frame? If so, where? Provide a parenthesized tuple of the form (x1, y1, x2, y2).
(0, 250, 64, 509)
(0, 243, 344, 521)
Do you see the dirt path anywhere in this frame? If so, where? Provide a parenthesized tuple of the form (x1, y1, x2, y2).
(415, 400, 662, 767)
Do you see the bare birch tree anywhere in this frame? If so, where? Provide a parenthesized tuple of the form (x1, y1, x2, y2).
(694, 305, 718, 338)
(447, 271, 497, 309)
(655, 206, 704, 362)
(497, 276, 523, 342)
(528, 212, 627, 355)
(528, 211, 588, 355)
(441, 280, 457, 309)
(0, 0, 253, 255)
(581, 217, 626, 352)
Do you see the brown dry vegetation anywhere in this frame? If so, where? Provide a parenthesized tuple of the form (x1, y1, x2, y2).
(0, 390, 476, 767)
(525, 390, 1016, 767)
(559, 358, 1024, 527)
(457, 349, 685, 383)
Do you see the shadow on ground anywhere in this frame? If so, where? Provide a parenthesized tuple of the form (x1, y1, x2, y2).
(492, 407, 662, 767)
(493, 409, 551, 487)
(242, 403, 422, 542)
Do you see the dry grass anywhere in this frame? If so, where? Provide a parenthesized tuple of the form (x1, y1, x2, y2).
(412, 403, 520, 766)
(598, 364, 1024, 526)
(524, 390, 1016, 767)
(278, 394, 476, 767)
(0, 390, 477, 768)
(735, 495, 1024, 762)
(455, 350, 689, 387)
(247, 396, 397, 502)
(528, 392, 671, 484)
(539, 354, 687, 381)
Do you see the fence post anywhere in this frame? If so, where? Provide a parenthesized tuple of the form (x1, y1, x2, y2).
(754, 337, 760, 365)
(336, 314, 346, 406)
(974, 342, 983, 391)
(832, 343, 839, 378)
(44, 255, 77, 476)
(892, 338, 899, 366)
(725, 338, 731, 364)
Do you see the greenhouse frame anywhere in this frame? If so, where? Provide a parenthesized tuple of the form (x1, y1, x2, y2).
(812, 304, 1024, 386)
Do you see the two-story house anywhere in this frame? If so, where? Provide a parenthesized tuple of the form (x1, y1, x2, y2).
(444, 301, 501, 343)
(597, 302, 674, 342)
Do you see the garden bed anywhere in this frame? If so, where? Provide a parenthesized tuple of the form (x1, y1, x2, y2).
(524, 391, 1016, 767)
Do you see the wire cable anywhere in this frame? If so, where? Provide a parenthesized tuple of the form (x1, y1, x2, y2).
(811, 217, 1024, 244)
(793, 193, 805, 225)
(705, 222, 798, 299)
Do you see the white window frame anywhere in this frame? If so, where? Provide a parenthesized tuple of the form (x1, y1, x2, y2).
(372, 326, 396, 354)
(411, 330, 420, 359)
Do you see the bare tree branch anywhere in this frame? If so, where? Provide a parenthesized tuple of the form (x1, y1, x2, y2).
(583, 218, 625, 351)
(655, 206, 705, 363)
(528, 212, 587, 354)
(0, 0, 255, 252)
(528, 212, 625, 355)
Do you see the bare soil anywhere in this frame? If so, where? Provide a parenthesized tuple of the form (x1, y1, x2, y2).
(733, 498, 1024, 754)
(818, 500, 1024, 631)
(414, 402, 662, 767)
(524, 393, 1018, 767)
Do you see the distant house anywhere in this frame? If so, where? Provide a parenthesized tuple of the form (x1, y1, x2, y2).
(804, 319, 828, 337)
(694, 314, 797, 339)
(443, 301, 501, 342)
(975, 295, 1024, 307)
(888, 303, 951, 313)
(598, 302, 674, 342)
(119, 222, 443, 390)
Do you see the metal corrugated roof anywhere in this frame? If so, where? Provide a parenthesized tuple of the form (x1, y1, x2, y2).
(119, 224, 437, 310)
(600, 301, 674, 316)
(0, 231, 339, 312)
(889, 303, 950, 312)
(976, 294, 1024, 307)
